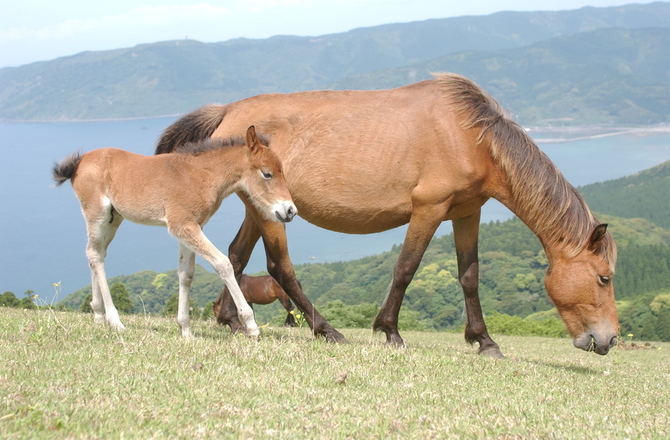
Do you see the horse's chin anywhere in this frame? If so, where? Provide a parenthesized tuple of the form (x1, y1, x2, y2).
(573, 332, 617, 355)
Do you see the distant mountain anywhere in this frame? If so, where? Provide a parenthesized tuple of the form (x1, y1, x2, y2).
(332, 27, 670, 125)
(1, 3, 670, 122)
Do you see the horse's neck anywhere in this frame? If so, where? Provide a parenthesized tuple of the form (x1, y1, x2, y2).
(490, 155, 591, 257)
(183, 147, 246, 194)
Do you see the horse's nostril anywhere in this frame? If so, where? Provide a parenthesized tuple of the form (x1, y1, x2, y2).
(610, 336, 618, 348)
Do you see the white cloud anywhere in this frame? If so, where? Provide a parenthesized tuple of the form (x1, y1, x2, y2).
(1, 3, 231, 42)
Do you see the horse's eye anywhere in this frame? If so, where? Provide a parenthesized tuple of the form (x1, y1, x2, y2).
(598, 275, 611, 286)
(261, 171, 272, 180)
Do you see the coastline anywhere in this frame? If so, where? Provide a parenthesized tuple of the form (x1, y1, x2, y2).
(527, 125, 670, 143)
(2, 117, 669, 143)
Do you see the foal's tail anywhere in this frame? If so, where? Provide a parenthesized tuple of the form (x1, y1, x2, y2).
(155, 104, 227, 155)
(52, 151, 83, 186)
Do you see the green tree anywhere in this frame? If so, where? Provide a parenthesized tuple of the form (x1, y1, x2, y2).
(162, 294, 193, 317)
(80, 282, 134, 314)
(0, 291, 20, 307)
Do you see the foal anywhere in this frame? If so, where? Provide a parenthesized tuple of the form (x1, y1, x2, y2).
(213, 275, 297, 327)
(53, 126, 297, 337)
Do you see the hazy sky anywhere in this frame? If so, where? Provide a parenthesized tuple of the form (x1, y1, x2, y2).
(0, 0, 657, 68)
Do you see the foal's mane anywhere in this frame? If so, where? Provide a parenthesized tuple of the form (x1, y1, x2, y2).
(436, 73, 616, 265)
(176, 133, 271, 156)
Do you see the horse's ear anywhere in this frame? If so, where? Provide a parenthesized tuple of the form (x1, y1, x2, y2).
(246, 125, 259, 151)
(589, 224, 608, 250)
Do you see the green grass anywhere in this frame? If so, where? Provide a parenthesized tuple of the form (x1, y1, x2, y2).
(1, 307, 669, 439)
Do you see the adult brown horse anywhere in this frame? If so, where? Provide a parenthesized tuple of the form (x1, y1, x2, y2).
(213, 275, 297, 327)
(157, 73, 618, 356)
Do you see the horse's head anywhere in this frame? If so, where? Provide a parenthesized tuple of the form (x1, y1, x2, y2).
(242, 126, 297, 223)
(544, 224, 618, 355)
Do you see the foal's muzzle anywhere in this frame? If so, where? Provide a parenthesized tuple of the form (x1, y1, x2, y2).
(274, 202, 297, 223)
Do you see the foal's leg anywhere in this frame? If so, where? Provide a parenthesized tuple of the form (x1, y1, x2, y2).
(453, 211, 503, 358)
(171, 221, 259, 337)
(216, 210, 262, 332)
(176, 242, 196, 338)
(277, 293, 297, 327)
(86, 206, 124, 330)
(373, 201, 449, 346)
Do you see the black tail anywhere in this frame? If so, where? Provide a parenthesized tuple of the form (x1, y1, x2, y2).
(155, 105, 226, 155)
(52, 151, 83, 186)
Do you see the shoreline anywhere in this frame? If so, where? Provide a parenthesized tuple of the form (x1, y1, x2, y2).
(526, 125, 670, 143)
(2, 118, 670, 143)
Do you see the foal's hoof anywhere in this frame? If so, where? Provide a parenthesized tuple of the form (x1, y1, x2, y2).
(479, 346, 505, 359)
(108, 321, 126, 331)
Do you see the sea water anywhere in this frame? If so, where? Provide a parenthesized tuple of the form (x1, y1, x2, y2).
(1, 119, 669, 302)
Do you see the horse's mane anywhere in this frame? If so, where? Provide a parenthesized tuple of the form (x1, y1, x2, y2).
(176, 133, 271, 156)
(156, 105, 226, 155)
(436, 73, 616, 266)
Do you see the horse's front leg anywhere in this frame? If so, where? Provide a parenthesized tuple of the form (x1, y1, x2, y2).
(215, 209, 263, 333)
(172, 222, 260, 338)
(177, 242, 196, 338)
(372, 201, 447, 347)
(453, 211, 504, 358)
(259, 219, 347, 343)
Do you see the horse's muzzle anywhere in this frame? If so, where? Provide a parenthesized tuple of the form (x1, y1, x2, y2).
(573, 331, 618, 355)
(274, 202, 297, 223)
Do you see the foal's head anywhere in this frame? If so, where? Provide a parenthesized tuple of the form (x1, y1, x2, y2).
(242, 126, 297, 223)
(544, 224, 618, 355)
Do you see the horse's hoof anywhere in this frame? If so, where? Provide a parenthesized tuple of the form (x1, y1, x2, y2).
(385, 333, 406, 348)
(109, 321, 126, 331)
(246, 328, 261, 338)
(325, 330, 348, 344)
(479, 346, 505, 359)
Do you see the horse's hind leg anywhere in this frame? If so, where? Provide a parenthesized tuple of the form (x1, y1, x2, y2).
(85, 204, 124, 330)
(177, 242, 196, 338)
(453, 211, 503, 358)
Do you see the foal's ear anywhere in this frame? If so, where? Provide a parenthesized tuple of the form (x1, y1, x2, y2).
(588, 224, 608, 250)
(246, 125, 260, 151)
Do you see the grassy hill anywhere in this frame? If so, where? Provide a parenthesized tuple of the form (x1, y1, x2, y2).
(1, 3, 670, 122)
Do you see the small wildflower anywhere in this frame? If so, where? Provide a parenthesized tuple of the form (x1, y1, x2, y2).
(33, 294, 38, 299)
(53, 282, 61, 287)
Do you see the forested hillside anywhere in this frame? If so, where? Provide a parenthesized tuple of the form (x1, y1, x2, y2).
(1, 3, 670, 123)
(581, 160, 670, 229)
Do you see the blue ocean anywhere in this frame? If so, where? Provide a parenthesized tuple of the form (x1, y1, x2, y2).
(1, 118, 669, 302)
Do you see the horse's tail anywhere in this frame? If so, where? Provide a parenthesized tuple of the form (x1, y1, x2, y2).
(52, 151, 83, 186)
(155, 105, 227, 155)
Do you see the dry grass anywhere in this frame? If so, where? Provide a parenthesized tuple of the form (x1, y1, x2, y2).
(1, 307, 669, 439)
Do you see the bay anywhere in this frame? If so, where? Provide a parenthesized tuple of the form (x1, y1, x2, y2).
(1, 119, 669, 303)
